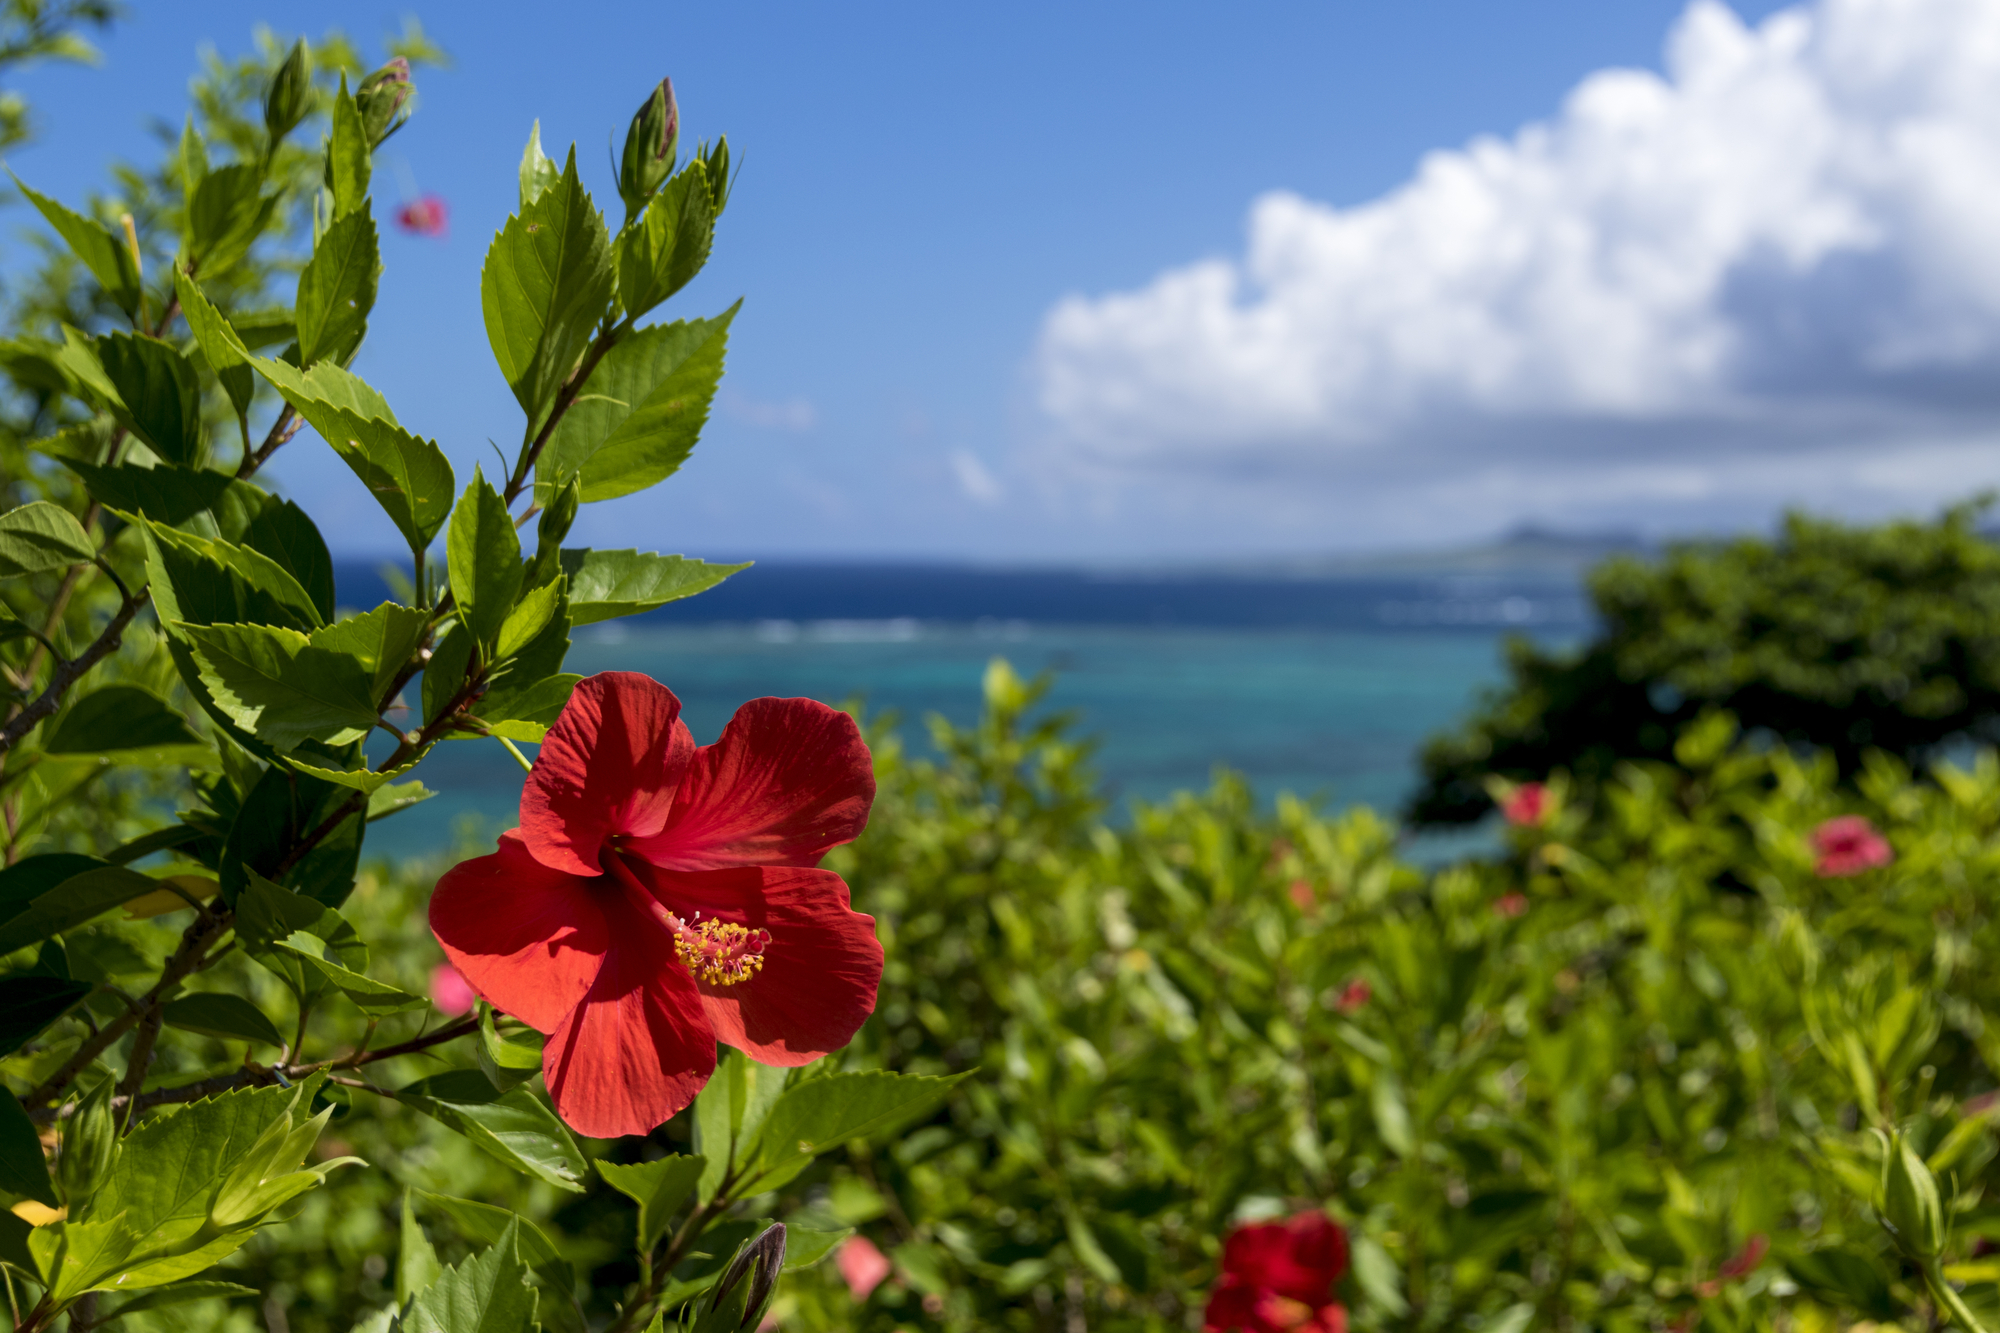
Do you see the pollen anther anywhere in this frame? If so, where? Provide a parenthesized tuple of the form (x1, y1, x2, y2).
(674, 919, 771, 986)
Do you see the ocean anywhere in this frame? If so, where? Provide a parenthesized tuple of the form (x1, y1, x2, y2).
(345, 562, 1593, 862)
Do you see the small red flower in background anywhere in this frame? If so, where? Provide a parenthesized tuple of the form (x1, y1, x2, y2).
(430, 672, 882, 1138)
(1205, 1211, 1348, 1333)
(1288, 879, 1316, 910)
(1811, 815, 1891, 877)
(1493, 892, 1529, 918)
(1696, 1233, 1768, 1296)
(838, 1235, 893, 1301)
(1333, 980, 1370, 1015)
(1501, 781, 1550, 827)
(429, 963, 477, 1015)
(395, 194, 448, 237)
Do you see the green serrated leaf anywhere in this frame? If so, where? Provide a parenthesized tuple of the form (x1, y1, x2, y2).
(412, 1190, 568, 1276)
(273, 929, 424, 1015)
(64, 458, 233, 528)
(481, 148, 616, 427)
(519, 120, 557, 208)
(495, 578, 559, 660)
(693, 1051, 792, 1203)
(739, 1070, 972, 1196)
(96, 331, 203, 466)
(12, 173, 141, 319)
(236, 870, 366, 1002)
(185, 163, 275, 279)
(142, 518, 322, 633)
(297, 206, 379, 367)
(161, 993, 284, 1047)
(401, 1216, 540, 1333)
(329, 77, 371, 222)
(393, 1071, 587, 1193)
(398, 1188, 443, 1306)
(174, 620, 381, 751)
(105, 1279, 259, 1318)
(252, 358, 453, 553)
(598, 1155, 705, 1253)
(313, 602, 427, 702)
(616, 161, 714, 321)
(89, 1078, 322, 1271)
(367, 779, 435, 821)
(174, 269, 255, 422)
(0, 974, 92, 1056)
(560, 550, 748, 624)
(0, 501, 94, 576)
(238, 497, 336, 624)
(448, 468, 523, 651)
(0, 865, 161, 956)
(537, 307, 734, 504)
(0, 1086, 56, 1207)
(45, 685, 202, 758)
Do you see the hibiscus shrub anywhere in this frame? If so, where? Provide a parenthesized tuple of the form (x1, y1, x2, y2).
(0, 36, 956, 1333)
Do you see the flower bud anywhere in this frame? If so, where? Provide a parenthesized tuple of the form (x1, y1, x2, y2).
(1880, 1133, 1946, 1261)
(618, 78, 679, 217)
(210, 1102, 349, 1230)
(695, 1223, 786, 1331)
(263, 40, 316, 145)
(56, 1079, 120, 1211)
(355, 57, 413, 147)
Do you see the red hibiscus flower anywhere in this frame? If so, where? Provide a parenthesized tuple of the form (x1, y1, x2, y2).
(1205, 1212, 1348, 1333)
(395, 194, 448, 237)
(1811, 815, 1891, 877)
(1501, 781, 1550, 827)
(1493, 891, 1530, 918)
(1333, 979, 1370, 1015)
(430, 672, 882, 1138)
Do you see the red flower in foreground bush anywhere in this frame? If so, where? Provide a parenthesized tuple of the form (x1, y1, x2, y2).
(430, 672, 882, 1137)
(1493, 892, 1530, 918)
(1811, 815, 1892, 877)
(1501, 781, 1550, 827)
(1205, 1212, 1348, 1333)
(395, 194, 448, 237)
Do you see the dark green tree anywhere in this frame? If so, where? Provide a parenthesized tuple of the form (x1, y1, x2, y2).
(1410, 501, 2000, 824)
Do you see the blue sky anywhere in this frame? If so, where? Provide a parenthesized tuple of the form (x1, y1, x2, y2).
(22, 0, 1998, 563)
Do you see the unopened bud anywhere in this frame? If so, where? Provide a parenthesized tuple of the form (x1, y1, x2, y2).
(355, 57, 413, 147)
(695, 1223, 786, 1331)
(619, 78, 679, 217)
(263, 40, 316, 144)
(57, 1079, 120, 1211)
(1880, 1133, 1946, 1261)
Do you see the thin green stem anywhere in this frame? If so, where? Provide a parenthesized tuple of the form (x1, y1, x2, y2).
(499, 736, 534, 773)
(1927, 1262, 1996, 1333)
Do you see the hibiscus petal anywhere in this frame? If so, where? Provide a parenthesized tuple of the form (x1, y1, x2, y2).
(428, 831, 609, 1033)
(541, 892, 717, 1138)
(521, 671, 696, 876)
(630, 696, 874, 871)
(633, 863, 883, 1065)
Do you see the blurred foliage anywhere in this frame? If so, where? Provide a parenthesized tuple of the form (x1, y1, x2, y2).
(1409, 503, 2000, 824)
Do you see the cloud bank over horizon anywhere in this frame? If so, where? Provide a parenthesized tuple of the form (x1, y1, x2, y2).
(1033, 0, 2000, 541)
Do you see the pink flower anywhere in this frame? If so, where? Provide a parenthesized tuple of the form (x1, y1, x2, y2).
(1334, 980, 1370, 1015)
(396, 194, 448, 237)
(1501, 782, 1550, 827)
(1288, 879, 1316, 910)
(1811, 816, 1892, 878)
(838, 1235, 893, 1301)
(430, 963, 477, 1016)
(1493, 892, 1529, 919)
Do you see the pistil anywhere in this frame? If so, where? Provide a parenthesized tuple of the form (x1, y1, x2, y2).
(601, 850, 771, 987)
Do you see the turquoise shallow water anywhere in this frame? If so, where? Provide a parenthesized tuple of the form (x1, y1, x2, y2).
(364, 622, 1558, 862)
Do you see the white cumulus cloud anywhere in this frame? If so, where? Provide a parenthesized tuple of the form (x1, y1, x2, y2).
(1034, 0, 2000, 536)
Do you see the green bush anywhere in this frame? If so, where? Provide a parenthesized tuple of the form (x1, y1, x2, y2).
(1410, 503, 2000, 824)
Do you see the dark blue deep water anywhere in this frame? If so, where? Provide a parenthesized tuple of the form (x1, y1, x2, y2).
(343, 562, 1590, 861)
